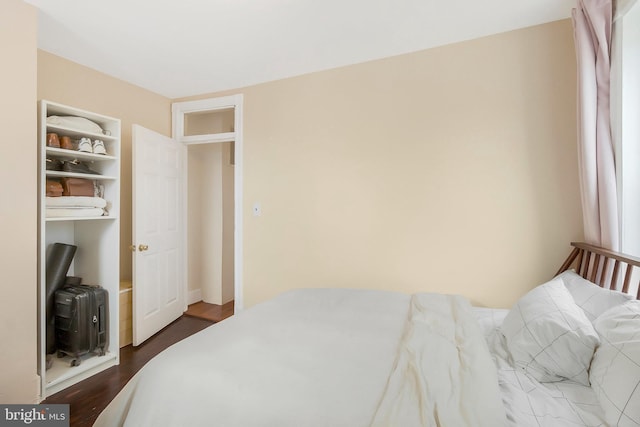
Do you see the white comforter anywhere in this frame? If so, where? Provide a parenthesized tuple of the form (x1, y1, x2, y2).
(94, 289, 506, 427)
(371, 294, 506, 427)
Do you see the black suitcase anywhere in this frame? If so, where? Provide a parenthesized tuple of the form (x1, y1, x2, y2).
(55, 285, 108, 366)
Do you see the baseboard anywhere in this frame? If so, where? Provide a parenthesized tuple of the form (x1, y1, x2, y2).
(187, 289, 202, 305)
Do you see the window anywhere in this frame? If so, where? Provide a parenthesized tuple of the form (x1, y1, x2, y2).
(613, 0, 640, 258)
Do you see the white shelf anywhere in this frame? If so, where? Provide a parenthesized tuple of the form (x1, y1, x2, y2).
(45, 351, 117, 396)
(38, 100, 121, 401)
(181, 131, 235, 145)
(45, 216, 117, 222)
(46, 170, 117, 180)
(46, 147, 116, 161)
(46, 124, 117, 142)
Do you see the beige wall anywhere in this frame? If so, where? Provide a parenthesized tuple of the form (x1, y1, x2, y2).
(178, 19, 583, 309)
(37, 51, 172, 282)
(36, 19, 582, 312)
(0, 0, 39, 403)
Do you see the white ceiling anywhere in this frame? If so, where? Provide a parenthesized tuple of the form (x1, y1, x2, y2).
(24, 0, 574, 99)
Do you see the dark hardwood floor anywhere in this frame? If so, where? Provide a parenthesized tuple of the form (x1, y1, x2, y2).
(43, 315, 214, 427)
(184, 300, 234, 322)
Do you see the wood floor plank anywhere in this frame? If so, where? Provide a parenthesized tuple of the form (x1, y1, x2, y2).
(43, 315, 214, 427)
(184, 300, 234, 323)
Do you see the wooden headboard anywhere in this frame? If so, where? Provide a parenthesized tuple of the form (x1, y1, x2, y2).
(557, 242, 640, 299)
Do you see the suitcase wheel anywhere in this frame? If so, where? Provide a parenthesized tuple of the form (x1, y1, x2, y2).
(46, 355, 53, 370)
(70, 358, 81, 367)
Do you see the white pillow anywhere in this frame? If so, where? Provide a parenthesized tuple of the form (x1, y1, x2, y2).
(590, 300, 640, 427)
(558, 270, 633, 322)
(501, 277, 599, 386)
(47, 115, 105, 134)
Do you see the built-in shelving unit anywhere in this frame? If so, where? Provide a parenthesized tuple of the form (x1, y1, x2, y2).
(37, 100, 121, 399)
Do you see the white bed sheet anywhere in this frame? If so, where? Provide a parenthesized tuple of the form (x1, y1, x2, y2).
(371, 295, 506, 427)
(96, 289, 413, 427)
(473, 307, 607, 427)
(95, 290, 507, 427)
(94, 294, 608, 427)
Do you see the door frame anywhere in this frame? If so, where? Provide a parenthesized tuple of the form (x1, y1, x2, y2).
(172, 95, 244, 311)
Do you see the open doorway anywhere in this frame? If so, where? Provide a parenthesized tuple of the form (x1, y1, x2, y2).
(185, 141, 235, 320)
(172, 94, 244, 314)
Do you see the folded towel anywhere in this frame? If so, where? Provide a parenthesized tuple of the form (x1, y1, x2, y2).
(46, 196, 107, 209)
(46, 208, 104, 218)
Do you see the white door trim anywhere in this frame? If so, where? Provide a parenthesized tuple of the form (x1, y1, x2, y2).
(172, 95, 244, 311)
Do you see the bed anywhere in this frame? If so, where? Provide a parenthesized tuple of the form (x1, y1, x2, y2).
(94, 242, 640, 427)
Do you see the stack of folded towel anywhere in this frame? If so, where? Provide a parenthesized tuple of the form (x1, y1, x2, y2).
(46, 196, 108, 218)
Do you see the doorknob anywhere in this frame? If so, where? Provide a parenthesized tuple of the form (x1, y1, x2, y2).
(138, 244, 149, 251)
(129, 245, 136, 252)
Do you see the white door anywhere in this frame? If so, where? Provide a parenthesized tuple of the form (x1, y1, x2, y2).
(132, 125, 186, 345)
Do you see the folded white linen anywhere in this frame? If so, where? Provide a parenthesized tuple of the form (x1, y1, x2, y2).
(46, 196, 107, 209)
(46, 115, 104, 134)
(46, 208, 104, 218)
(371, 294, 507, 427)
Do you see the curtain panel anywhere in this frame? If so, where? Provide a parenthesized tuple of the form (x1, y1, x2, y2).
(572, 0, 619, 251)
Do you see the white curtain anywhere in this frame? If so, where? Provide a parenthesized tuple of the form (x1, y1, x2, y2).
(572, 0, 619, 251)
(614, 0, 639, 18)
